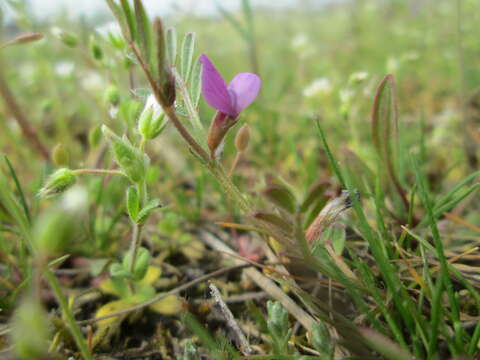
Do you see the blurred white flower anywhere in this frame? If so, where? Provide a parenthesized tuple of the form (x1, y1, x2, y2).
(19, 64, 36, 80)
(61, 186, 88, 213)
(303, 77, 332, 98)
(81, 72, 104, 91)
(402, 51, 420, 62)
(54, 61, 75, 77)
(291, 33, 314, 58)
(109, 106, 119, 119)
(349, 71, 369, 84)
(386, 57, 399, 73)
(50, 26, 63, 38)
(96, 21, 122, 37)
(141, 94, 164, 120)
(291, 33, 308, 50)
(339, 88, 354, 103)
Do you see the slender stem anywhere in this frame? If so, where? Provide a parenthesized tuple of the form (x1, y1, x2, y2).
(228, 151, 243, 178)
(44, 269, 93, 360)
(72, 168, 126, 177)
(0, 71, 50, 161)
(128, 222, 143, 275)
(139, 138, 146, 153)
(208, 161, 252, 213)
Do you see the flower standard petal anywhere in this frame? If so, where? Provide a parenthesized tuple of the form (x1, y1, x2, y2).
(228, 72, 261, 115)
(199, 54, 235, 115)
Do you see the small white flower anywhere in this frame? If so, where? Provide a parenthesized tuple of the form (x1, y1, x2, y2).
(61, 186, 88, 213)
(50, 26, 63, 38)
(339, 88, 354, 103)
(141, 94, 164, 120)
(349, 71, 369, 84)
(303, 77, 332, 98)
(96, 21, 122, 39)
(291, 33, 308, 50)
(81, 72, 104, 91)
(54, 61, 75, 77)
(109, 106, 119, 119)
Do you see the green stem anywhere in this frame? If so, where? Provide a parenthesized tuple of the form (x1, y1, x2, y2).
(72, 168, 127, 177)
(128, 222, 143, 276)
(44, 269, 93, 360)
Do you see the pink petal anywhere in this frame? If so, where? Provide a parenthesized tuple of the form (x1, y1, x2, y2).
(200, 54, 235, 115)
(228, 73, 261, 115)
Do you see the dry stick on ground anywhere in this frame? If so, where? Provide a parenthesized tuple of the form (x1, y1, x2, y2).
(209, 282, 252, 355)
(201, 230, 316, 331)
(0, 72, 50, 161)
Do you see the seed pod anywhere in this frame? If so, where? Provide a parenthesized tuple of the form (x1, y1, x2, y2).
(38, 168, 77, 199)
(51, 27, 78, 47)
(52, 143, 70, 167)
(1, 32, 43, 49)
(235, 124, 250, 152)
(104, 85, 120, 106)
(89, 36, 103, 61)
(89, 125, 102, 148)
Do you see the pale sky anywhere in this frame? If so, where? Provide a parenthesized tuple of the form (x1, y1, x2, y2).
(25, 0, 305, 19)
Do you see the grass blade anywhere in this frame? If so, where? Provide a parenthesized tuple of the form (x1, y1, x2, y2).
(4, 156, 31, 224)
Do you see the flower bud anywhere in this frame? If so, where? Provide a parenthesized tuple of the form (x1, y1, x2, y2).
(89, 36, 103, 61)
(102, 126, 148, 182)
(207, 112, 237, 159)
(305, 190, 353, 244)
(104, 85, 120, 106)
(138, 95, 168, 140)
(89, 124, 102, 148)
(12, 298, 50, 360)
(52, 143, 70, 167)
(38, 168, 77, 199)
(51, 27, 78, 47)
(162, 69, 176, 107)
(235, 124, 250, 152)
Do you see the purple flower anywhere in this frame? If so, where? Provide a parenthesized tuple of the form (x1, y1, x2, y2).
(200, 54, 261, 118)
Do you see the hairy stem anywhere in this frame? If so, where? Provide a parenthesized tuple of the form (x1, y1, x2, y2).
(72, 168, 126, 177)
(128, 222, 143, 275)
